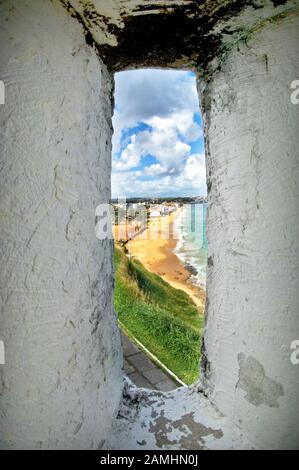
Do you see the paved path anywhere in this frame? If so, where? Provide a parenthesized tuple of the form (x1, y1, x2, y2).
(121, 332, 178, 391)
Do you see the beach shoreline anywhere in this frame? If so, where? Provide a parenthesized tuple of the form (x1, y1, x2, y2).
(123, 208, 206, 310)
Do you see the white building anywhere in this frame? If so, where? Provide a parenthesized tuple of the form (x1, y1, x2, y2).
(149, 210, 161, 218)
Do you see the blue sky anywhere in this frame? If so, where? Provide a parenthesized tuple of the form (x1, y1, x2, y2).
(112, 69, 206, 198)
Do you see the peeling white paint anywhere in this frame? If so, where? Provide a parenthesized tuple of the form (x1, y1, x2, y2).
(106, 380, 254, 450)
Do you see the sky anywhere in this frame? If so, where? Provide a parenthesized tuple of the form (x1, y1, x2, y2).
(111, 69, 206, 198)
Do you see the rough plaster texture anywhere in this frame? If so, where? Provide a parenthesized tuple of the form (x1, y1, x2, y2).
(60, 0, 299, 73)
(199, 14, 299, 449)
(0, 0, 122, 449)
(0, 0, 299, 450)
(106, 379, 254, 450)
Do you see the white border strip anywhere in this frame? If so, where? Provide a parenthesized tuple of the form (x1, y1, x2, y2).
(119, 320, 187, 387)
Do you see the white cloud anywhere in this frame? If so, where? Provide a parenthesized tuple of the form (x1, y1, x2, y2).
(113, 111, 199, 171)
(177, 153, 206, 189)
(144, 163, 163, 176)
(112, 70, 200, 154)
(112, 134, 141, 170)
(111, 69, 206, 197)
(112, 153, 206, 198)
(146, 111, 202, 142)
(114, 69, 199, 121)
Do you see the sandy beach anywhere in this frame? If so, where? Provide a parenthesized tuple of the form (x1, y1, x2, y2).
(124, 209, 205, 310)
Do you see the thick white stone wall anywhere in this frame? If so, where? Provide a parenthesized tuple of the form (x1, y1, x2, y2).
(199, 14, 299, 449)
(0, 0, 123, 449)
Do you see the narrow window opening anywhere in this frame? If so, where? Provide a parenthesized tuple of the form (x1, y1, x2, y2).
(111, 69, 207, 390)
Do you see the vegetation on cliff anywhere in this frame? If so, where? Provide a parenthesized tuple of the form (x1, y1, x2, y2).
(114, 246, 204, 384)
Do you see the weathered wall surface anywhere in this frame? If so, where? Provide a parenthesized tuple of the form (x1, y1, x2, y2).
(199, 13, 299, 449)
(0, 0, 123, 449)
(59, 0, 299, 73)
(1, 0, 298, 450)
(108, 10, 299, 450)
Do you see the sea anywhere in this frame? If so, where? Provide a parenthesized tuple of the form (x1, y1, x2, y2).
(174, 203, 208, 289)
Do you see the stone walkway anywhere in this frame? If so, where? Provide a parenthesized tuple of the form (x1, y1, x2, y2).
(121, 332, 178, 391)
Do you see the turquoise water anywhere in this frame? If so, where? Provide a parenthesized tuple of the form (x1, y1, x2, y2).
(174, 203, 208, 289)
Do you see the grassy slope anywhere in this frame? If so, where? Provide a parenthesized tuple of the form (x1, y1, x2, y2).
(114, 247, 204, 384)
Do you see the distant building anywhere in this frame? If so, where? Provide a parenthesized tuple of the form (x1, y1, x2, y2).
(149, 210, 161, 218)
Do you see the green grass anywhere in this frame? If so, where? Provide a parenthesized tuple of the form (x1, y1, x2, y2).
(113, 246, 204, 384)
